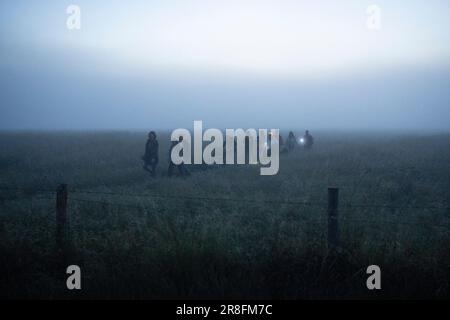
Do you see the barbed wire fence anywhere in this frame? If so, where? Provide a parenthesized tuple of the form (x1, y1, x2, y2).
(0, 184, 449, 253)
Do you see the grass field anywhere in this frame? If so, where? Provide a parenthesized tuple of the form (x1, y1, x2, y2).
(0, 131, 449, 299)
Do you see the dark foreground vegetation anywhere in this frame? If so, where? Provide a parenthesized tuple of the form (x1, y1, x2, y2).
(0, 131, 449, 299)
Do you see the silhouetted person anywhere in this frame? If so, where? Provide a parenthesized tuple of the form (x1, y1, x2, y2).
(168, 136, 190, 177)
(287, 131, 297, 152)
(279, 134, 289, 154)
(302, 130, 314, 150)
(266, 132, 272, 157)
(279, 134, 284, 147)
(245, 135, 250, 163)
(223, 140, 227, 164)
(142, 131, 158, 177)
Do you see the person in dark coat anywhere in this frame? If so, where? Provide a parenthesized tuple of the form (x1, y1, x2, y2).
(302, 130, 314, 150)
(168, 136, 190, 177)
(142, 131, 159, 177)
(279, 133, 290, 154)
(287, 131, 297, 152)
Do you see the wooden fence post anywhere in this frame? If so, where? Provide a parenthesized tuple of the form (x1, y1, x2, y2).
(327, 187, 339, 253)
(56, 184, 68, 250)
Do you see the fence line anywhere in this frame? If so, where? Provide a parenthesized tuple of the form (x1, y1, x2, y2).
(0, 186, 54, 193)
(69, 197, 149, 210)
(65, 197, 450, 230)
(1, 184, 449, 253)
(2, 185, 449, 210)
(339, 217, 449, 229)
(67, 197, 450, 228)
(65, 197, 449, 231)
(71, 191, 326, 207)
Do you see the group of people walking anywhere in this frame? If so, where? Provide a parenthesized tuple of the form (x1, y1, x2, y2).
(142, 130, 314, 177)
(142, 131, 190, 177)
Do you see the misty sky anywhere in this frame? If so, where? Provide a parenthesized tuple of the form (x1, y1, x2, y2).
(1, 0, 449, 130)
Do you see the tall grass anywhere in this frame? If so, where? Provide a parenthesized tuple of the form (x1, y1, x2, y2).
(0, 131, 449, 299)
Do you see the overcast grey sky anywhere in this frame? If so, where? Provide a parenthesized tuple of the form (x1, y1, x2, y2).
(1, 1, 449, 130)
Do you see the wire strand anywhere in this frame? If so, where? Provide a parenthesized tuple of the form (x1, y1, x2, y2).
(1, 185, 449, 210)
